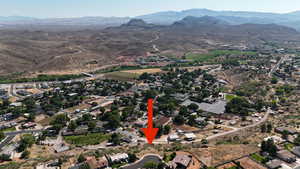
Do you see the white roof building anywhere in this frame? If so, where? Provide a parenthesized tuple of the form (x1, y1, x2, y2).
(168, 134, 180, 141)
(109, 153, 129, 163)
(184, 133, 196, 141)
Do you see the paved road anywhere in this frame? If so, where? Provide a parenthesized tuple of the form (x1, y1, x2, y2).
(4, 129, 44, 136)
(207, 110, 270, 141)
(0, 135, 15, 150)
(122, 154, 162, 169)
(268, 55, 288, 78)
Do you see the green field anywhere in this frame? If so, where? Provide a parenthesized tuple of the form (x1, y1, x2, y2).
(64, 133, 110, 146)
(0, 127, 16, 133)
(185, 50, 257, 62)
(284, 143, 294, 151)
(284, 115, 300, 119)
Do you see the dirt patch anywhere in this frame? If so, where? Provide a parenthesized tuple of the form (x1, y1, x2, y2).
(236, 157, 267, 169)
(191, 144, 259, 167)
(172, 124, 199, 132)
(217, 162, 237, 169)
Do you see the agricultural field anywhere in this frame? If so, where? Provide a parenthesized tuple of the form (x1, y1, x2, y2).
(104, 71, 140, 81)
(185, 50, 257, 62)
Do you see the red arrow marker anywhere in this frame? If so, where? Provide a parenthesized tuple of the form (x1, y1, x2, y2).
(142, 99, 159, 144)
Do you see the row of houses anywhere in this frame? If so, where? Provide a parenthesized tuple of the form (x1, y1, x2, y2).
(69, 153, 129, 169)
(266, 146, 300, 169)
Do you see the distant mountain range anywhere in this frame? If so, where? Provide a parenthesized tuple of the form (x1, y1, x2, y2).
(1, 9, 300, 30)
(1, 15, 299, 75)
(137, 9, 300, 30)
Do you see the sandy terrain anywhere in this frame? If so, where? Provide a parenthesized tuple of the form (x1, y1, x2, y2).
(121, 68, 162, 75)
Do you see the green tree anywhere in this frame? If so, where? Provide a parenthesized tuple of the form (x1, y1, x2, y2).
(78, 154, 86, 163)
(282, 130, 289, 140)
(225, 97, 251, 116)
(88, 121, 96, 131)
(0, 131, 5, 141)
(174, 115, 185, 125)
(51, 114, 69, 127)
(18, 134, 35, 152)
(21, 150, 30, 159)
(188, 103, 199, 111)
(261, 124, 267, 133)
(261, 139, 277, 156)
(128, 153, 138, 163)
(0, 154, 11, 161)
(68, 120, 78, 131)
(267, 123, 273, 133)
(163, 125, 171, 135)
(109, 133, 121, 145)
(271, 77, 278, 84)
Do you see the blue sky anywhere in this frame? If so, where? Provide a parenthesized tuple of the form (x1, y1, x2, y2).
(1, 0, 300, 18)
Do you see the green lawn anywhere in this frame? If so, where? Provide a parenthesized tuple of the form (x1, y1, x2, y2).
(284, 143, 294, 151)
(0, 127, 16, 132)
(64, 133, 110, 146)
(250, 153, 267, 163)
(284, 115, 300, 119)
(225, 94, 238, 102)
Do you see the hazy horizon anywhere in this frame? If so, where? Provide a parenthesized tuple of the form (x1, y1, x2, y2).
(0, 0, 300, 18)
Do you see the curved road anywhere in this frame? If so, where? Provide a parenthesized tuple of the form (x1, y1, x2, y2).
(207, 110, 270, 141)
(122, 154, 162, 169)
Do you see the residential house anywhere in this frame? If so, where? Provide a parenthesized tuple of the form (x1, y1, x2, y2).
(266, 159, 284, 169)
(275, 127, 298, 135)
(108, 153, 129, 164)
(168, 134, 180, 142)
(86, 156, 109, 169)
(22, 122, 37, 129)
(35, 160, 60, 169)
(53, 143, 70, 153)
(0, 143, 19, 160)
(184, 133, 196, 141)
(277, 150, 297, 163)
(74, 125, 89, 135)
(169, 154, 192, 169)
(171, 93, 189, 102)
(155, 116, 171, 127)
(292, 147, 300, 157)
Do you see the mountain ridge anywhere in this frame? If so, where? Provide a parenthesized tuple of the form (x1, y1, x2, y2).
(2, 8, 300, 30)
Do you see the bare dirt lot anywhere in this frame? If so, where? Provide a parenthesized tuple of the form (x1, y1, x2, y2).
(191, 144, 259, 167)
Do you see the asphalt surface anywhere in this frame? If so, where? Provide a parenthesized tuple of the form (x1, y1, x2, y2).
(207, 110, 270, 141)
(4, 129, 44, 136)
(122, 155, 161, 169)
(0, 135, 15, 150)
(268, 55, 288, 77)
